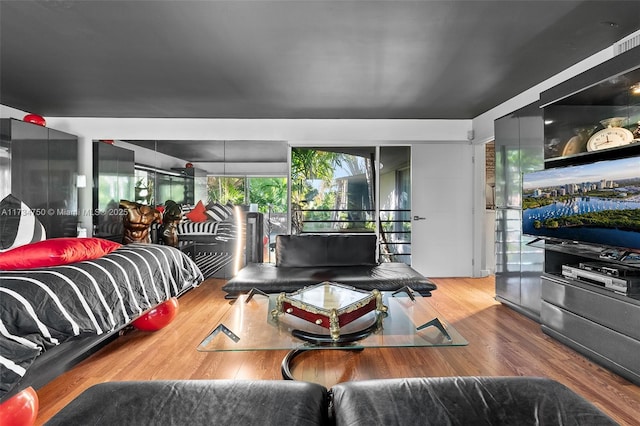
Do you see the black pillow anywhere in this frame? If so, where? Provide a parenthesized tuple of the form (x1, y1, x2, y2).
(0, 194, 47, 251)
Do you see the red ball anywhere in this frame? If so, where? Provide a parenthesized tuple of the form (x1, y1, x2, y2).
(22, 114, 46, 127)
(132, 297, 179, 331)
(185, 162, 193, 168)
(0, 386, 39, 426)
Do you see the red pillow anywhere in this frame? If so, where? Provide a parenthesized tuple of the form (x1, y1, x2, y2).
(185, 201, 207, 222)
(154, 205, 165, 224)
(0, 238, 122, 270)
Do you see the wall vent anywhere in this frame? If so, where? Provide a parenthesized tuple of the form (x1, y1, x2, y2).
(613, 29, 640, 55)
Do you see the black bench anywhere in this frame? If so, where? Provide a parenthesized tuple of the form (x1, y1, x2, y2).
(222, 234, 437, 298)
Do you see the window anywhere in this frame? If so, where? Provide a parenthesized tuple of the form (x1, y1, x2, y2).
(291, 147, 375, 234)
(291, 146, 412, 264)
(207, 176, 245, 205)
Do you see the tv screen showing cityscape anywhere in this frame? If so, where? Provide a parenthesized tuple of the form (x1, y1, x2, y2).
(522, 156, 640, 250)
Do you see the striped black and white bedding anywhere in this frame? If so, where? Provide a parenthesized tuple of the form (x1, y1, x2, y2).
(0, 243, 203, 400)
(177, 220, 220, 235)
(151, 219, 238, 244)
(178, 220, 237, 241)
(176, 221, 239, 278)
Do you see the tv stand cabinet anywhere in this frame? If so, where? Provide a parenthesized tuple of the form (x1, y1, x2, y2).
(538, 241, 640, 385)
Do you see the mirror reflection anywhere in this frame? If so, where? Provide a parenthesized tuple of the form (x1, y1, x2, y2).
(92, 140, 411, 265)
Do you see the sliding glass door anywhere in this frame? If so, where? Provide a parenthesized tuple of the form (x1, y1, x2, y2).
(291, 145, 411, 264)
(291, 147, 375, 233)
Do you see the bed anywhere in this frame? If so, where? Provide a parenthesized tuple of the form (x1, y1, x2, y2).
(176, 219, 238, 278)
(153, 201, 264, 279)
(0, 239, 203, 403)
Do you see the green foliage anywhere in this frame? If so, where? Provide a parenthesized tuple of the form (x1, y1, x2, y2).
(291, 148, 378, 233)
(248, 177, 287, 213)
(291, 148, 341, 184)
(540, 209, 640, 230)
(207, 176, 244, 204)
(291, 148, 341, 200)
(291, 148, 343, 233)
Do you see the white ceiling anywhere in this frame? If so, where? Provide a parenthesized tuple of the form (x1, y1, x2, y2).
(1, 1, 639, 120)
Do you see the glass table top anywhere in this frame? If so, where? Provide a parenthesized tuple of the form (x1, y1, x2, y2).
(198, 288, 467, 351)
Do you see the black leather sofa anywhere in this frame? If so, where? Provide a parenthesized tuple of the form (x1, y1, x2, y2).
(45, 377, 617, 425)
(222, 234, 437, 298)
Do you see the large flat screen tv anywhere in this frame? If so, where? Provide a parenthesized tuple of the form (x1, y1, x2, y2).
(522, 155, 640, 250)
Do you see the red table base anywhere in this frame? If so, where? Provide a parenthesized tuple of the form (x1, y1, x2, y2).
(0, 386, 38, 426)
(132, 297, 179, 331)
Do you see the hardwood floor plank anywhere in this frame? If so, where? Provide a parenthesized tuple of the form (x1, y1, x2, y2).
(32, 277, 640, 425)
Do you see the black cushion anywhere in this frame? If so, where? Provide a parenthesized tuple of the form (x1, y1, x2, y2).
(224, 233, 436, 297)
(45, 380, 328, 426)
(330, 377, 617, 426)
(222, 262, 437, 297)
(276, 234, 377, 267)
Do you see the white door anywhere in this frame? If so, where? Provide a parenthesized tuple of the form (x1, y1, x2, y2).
(411, 143, 474, 277)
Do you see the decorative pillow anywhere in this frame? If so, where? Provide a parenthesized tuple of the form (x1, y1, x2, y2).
(185, 200, 207, 222)
(0, 237, 121, 270)
(0, 194, 46, 252)
(206, 202, 234, 221)
(226, 201, 236, 215)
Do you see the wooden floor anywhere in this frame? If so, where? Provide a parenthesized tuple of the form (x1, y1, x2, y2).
(35, 276, 640, 425)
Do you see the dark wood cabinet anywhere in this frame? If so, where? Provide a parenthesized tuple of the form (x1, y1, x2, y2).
(1, 118, 79, 238)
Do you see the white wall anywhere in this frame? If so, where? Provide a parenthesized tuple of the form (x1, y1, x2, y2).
(0, 105, 29, 120)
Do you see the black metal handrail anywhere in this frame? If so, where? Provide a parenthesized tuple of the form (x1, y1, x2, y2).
(294, 208, 412, 261)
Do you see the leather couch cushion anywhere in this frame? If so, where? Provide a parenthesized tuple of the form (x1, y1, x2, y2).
(329, 377, 617, 426)
(276, 234, 377, 267)
(221, 262, 437, 298)
(46, 377, 615, 425)
(45, 380, 328, 426)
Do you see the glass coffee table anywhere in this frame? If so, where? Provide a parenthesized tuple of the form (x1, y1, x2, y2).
(198, 282, 467, 379)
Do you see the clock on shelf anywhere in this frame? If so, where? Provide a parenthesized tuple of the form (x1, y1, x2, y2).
(586, 117, 635, 152)
(560, 125, 598, 156)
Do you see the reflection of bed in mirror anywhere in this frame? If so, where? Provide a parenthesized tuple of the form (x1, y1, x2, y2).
(92, 140, 268, 279)
(151, 205, 264, 279)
